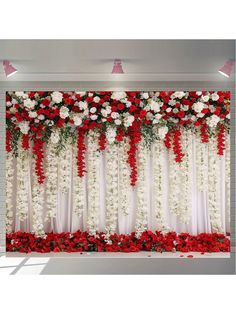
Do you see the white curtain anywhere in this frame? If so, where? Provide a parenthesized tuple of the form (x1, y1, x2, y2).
(11, 135, 230, 235)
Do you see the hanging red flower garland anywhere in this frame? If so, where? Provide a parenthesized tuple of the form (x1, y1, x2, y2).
(98, 133, 106, 151)
(200, 124, 209, 143)
(32, 138, 45, 184)
(127, 121, 141, 186)
(77, 127, 86, 177)
(6, 129, 12, 153)
(22, 134, 30, 151)
(164, 131, 171, 149)
(217, 124, 226, 156)
(172, 129, 184, 162)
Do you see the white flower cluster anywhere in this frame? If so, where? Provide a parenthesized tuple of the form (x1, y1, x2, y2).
(6, 151, 14, 233)
(196, 135, 208, 191)
(32, 158, 45, 237)
(123, 113, 135, 128)
(16, 142, 29, 221)
(158, 126, 169, 140)
(225, 133, 230, 228)
(19, 121, 30, 134)
(51, 91, 63, 104)
(105, 143, 119, 236)
(72, 142, 85, 217)
(23, 98, 36, 110)
(206, 114, 220, 128)
(208, 137, 222, 233)
(118, 139, 130, 216)
(87, 131, 100, 235)
(179, 130, 192, 224)
(106, 127, 117, 144)
(135, 140, 148, 237)
(152, 139, 169, 231)
(58, 142, 71, 194)
(45, 140, 58, 221)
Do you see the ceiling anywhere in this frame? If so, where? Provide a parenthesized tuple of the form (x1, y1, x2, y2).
(0, 40, 235, 81)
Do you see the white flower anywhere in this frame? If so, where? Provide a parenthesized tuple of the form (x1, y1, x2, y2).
(226, 113, 230, 119)
(6, 101, 12, 107)
(50, 131, 60, 144)
(166, 107, 172, 113)
(197, 113, 205, 118)
(114, 119, 121, 125)
(206, 114, 220, 128)
(19, 121, 30, 134)
(158, 126, 168, 140)
(59, 106, 69, 119)
(196, 91, 202, 96)
(101, 109, 108, 117)
(142, 92, 149, 99)
(88, 92, 93, 97)
(37, 114, 45, 120)
(90, 107, 97, 113)
(173, 91, 185, 99)
(75, 91, 86, 97)
(146, 112, 154, 120)
(149, 100, 160, 112)
(173, 108, 179, 114)
(24, 98, 36, 110)
(9, 107, 17, 114)
(192, 101, 204, 113)
(169, 99, 176, 106)
(74, 115, 82, 126)
(106, 106, 112, 114)
(111, 91, 127, 100)
(93, 96, 100, 103)
(209, 105, 216, 113)
(106, 127, 117, 144)
(29, 111, 38, 118)
(90, 114, 98, 120)
(111, 112, 119, 119)
(79, 101, 88, 110)
(201, 95, 210, 102)
(125, 101, 132, 108)
(15, 91, 28, 99)
(123, 114, 134, 127)
(211, 93, 219, 101)
(51, 91, 63, 104)
(155, 113, 162, 120)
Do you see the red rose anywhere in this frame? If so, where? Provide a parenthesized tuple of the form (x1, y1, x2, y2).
(201, 108, 209, 114)
(162, 105, 167, 111)
(129, 105, 136, 113)
(175, 102, 181, 108)
(135, 98, 141, 104)
(111, 106, 117, 112)
(139, 109, 147, 119)
(41, 98, 50, 106)
(57, 118, 65, 128)
(177, 111, 185, 118)
(107, 117, 113, 122)
(117, 103, 125, 110)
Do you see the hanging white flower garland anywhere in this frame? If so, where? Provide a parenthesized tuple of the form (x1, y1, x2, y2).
(6, 151, 14, 233)
(196, 134, 208, 191)
(179, 129, 192, 224)
(45, 140, 58, 221)
(135, 140, 148, 237)
(16, 141, 29, 221)
(152, 139, 169, 231)
(58, 142, 71, 194)
(32, 157, 45, 237)
(72, 142, 85, 216)
(118, 138, 130, 216)
(208, 136, 222, 233)
(87, 131, 100, 235)
(105, 143, 119, 236)
(225, 133, 230, 228)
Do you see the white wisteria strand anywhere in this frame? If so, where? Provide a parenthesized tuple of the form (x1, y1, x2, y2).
(87, 131, 100, 235)
(58, 142, 71, 194)
(196, 134, 208, 191)
(45, 140, 58, 221)
(16, 141, 29, 221)
(179, 129, 192, 224)
(32, 158, 45, 237)
(6, 151, 14, 233)
(105, 143, 119, 236)
(72, 142, 85, 216)
(208, 136, 222, 233)
(152, 139, 169, 231)
(135, 140, 149, 237)
(225, 133, 230, 228)
(118, 138, 130, 216)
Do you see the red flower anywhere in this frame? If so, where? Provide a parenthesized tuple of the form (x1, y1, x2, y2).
(32, 138, 45, 184)
(22, 134, 30, 151)
(177, 111, 185, 118)
(200, 124, 209, 143)
(117, 103, 125, 110)
(172, 129, 184, 162)
(129, 105, 136, 113)
(6, 129, 12, 152)
(217, 124, 225, 156)
(57, 118, 65, 128)
(139, 109, 147, 119)
(98, 133, 106, 151)
(77, 127, 86, 177)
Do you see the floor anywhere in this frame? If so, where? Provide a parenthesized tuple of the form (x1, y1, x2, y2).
(0, 251, 231, 275)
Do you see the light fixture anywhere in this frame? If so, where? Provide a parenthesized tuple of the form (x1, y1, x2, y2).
(112, 59, 124, 74)
(3, 60, 18, 77)
(218, 59, 235, 78)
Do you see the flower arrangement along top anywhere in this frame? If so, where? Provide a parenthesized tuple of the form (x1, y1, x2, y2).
(6, 90, 230, 186)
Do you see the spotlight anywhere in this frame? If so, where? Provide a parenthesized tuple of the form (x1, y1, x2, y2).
(3, 60, 18, 77)
(112, 59, 124, 74)
(218, 59, 235, 78)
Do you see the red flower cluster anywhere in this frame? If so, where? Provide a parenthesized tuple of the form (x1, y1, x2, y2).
(127, 121, 141, 186)
(32, 138, 46, 184)
(172, 129, 184, 162)
(6, 230, 230, 253)
(98, 133, 106, 151)
(200, 124, 209, 143)
(22, 134, 30, 151)
(6, 129, 12, 153)
(77, 127, 86, 177)
(217, 124, 226, 156)
(164, 131, 171, 149)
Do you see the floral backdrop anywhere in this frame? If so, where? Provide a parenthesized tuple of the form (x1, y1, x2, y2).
(6, 91, 230, 252)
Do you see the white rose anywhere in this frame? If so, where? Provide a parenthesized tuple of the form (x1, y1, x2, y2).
(51, 91, 63, 104)
(152, 119, 158, 124)
(169, 99, 176, 106)
(106, 127, 117, 144)
(38, 114, 45, 120)
(201, 95, 210, 102)
(90, 107, 97, 113)
(90, 114, 98, 120)
(226, 113, 230, 119)
(146, 112, 154, 120)
(158, 126, 168, 139)
(206, 114, 220, 128)
(6, 101, 12, 107)
(101, 109, 107, 117)
(166, 107, 172, 113)
(196, 91, 202, 96)
(211, 93, 219, 101)
(9, 107, 16, 114)
(59, 106, 69, 119)
(125, 101, 132, 108)
(114, 119, 122, 125)
(29, 111, 38, 118)
(173, 108, 179, 114)
(111, 91, 127, 100)
(173, 91, 185, 99)
(142, 92, 149, 99)
(106, 107, 112, 115)
(124, 114, 134, 127)
(111, 112, 119, 119)
(79, 101, 88, 110)
(24, 99, 36, 110)
(19, 121, 30, 134)
(209, 105, 216, 113)
(74, 116, 82, 126)
(93, 96, 100, 103)
(197, 113, 204, 118)
(75, 91, 86, 97)
(50, 131, 60, 144)
(149, 100, 160, 112)
(155, 113, 162, 120)
(191, 116, 197, 121)
(192, 101, 204, 113)
(88, 92, 93, 97)
(15, 92, 28, 99)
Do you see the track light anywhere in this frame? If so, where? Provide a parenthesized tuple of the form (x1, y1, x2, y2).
(112, 59, 124, 74)
(3, 60, 18, 77)
(218, 59, 235, 78)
